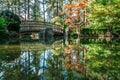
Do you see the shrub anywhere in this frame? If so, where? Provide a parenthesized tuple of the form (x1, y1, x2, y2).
(0, 10, 21, 32)
(0, 17, 7, 34)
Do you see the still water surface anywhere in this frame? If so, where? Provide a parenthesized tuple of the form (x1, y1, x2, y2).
(0, 37, 120, 80)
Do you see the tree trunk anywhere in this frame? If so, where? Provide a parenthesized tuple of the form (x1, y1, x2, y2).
(14, 0, 17, 13)
(25, 0, 27, 20)
(7, 0, 10, 10)
(34, 0, 37, 20)
(27, 0, 30, 20)
(18, 0, 20, 16)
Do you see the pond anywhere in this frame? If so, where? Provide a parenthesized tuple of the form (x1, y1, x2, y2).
(0, 37, 120, 80)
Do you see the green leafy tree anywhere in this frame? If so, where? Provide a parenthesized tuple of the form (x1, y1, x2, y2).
(87, 0, 120, 30)
(0, 10, 21, 32)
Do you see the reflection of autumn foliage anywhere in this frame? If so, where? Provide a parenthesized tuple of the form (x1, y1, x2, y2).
(60, 45, 86, 72)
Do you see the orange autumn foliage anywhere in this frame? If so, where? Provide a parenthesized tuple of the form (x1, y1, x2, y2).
(61, 0, 88, 28)
(59, 46, 86, 72)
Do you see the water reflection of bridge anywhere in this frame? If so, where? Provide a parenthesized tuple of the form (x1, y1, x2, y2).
(20, 39, 63, 51)
(0, 38, 120, 79)
(0, 38, 119, 51)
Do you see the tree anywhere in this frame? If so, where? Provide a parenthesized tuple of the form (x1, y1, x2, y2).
(0, 10, 21, 32)
(87, 0, 120, 30)
(60, 0, 88, 36)
(30, 0, 43, 21)
(0, 17, 7, 35)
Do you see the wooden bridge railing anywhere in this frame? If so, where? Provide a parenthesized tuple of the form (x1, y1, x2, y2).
(20, 21, 63, 33)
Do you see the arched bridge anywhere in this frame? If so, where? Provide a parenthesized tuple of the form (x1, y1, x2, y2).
(20, 21, 63, 35)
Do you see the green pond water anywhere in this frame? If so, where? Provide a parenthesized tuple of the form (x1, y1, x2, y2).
(0, 37, 120, 80)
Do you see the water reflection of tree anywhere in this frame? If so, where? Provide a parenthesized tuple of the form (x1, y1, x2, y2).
(0, 38, 119, 80)
(0, 49, 41, 80)
(0, 50, 21, 80)
(41, 38, 88, 80)
(59, 45, 87, 80)
(86, 43, 120, 79)
(0, 50, 20, 62)
(19, 50, 42, 80)
(60, 38, 120, 79)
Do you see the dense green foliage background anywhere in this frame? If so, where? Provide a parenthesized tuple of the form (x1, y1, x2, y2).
(87, 0, 120, 30)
